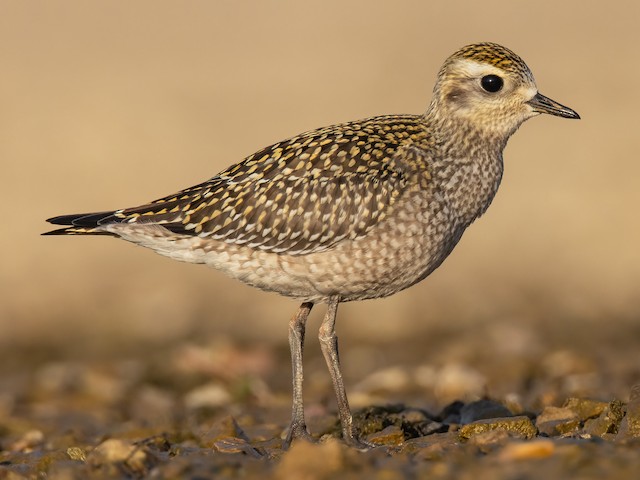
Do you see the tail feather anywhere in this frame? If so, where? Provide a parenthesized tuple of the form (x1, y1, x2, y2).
(43, 210, 121, 236)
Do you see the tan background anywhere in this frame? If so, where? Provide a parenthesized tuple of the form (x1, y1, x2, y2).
(1, 1, 638, 351)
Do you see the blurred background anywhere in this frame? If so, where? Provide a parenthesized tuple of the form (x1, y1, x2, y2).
(1, 1, 638, 380)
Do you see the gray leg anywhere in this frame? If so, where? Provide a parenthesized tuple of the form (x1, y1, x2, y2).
(318, 297, 372, 449)
(283, 302, 314, 448)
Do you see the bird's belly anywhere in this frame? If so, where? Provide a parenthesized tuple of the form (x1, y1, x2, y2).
(197, 194, 465, 303)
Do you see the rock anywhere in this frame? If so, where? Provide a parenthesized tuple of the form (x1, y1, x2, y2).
(460, 399, 512, 424)
(616, 384, 640, 440)
(583, 400, 625, 438)
(66, 447, 87, 461)
(497, 439, 555, 461)
(563, 397, 608, 422)
(354, 367, 411, 394)
(366, 425, 405, 446)
(350, 405, 444, 440)
(437, 401, 465, 425)
(183, 382, 231, 410)
(275, 438, 345, 480)
(8, 429, 45, 452)
(402, 432, 458, 456)
(433, 364, 487, 405)
(459, 416, 537, 440)
(467, 429, 510, 450)
(87, 439, 151, 474)
(535, 406, 580, 436)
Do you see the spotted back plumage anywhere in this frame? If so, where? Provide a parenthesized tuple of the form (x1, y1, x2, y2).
(47, 115, 432, 255)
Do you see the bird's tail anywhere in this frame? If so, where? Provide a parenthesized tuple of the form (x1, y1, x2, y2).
(42, 211, 120, 236)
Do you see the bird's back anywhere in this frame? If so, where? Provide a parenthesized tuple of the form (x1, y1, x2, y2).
(46, 114, 434, 257)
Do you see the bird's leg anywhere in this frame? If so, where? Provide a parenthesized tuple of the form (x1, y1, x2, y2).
(283, 301, 314, 448)
(318, 297, 373, 449)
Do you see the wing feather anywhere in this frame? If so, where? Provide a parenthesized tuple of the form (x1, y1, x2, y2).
(64, 114, 431, 254)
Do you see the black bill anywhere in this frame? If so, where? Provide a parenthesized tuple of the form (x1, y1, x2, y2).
(527, 92, 580, 119)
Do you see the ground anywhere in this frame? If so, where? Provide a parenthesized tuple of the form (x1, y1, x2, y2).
(0, 315, 638, 479)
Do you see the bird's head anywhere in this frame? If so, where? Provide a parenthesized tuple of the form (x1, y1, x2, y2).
(427, 42, 579, 139)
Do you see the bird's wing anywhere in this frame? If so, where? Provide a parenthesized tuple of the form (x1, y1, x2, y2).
(49, 115, 430, 255)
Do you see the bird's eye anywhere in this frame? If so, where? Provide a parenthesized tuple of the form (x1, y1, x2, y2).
(481, 75, 504, 93)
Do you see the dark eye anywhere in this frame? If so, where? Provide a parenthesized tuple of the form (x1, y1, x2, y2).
(481, 75, 504, 93)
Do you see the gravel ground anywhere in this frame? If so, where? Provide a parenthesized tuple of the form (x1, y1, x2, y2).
(0, 316, 638, 479)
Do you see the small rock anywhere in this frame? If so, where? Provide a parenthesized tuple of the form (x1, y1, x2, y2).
(9, 429, 44, 452)
(402, 432, 457, 455)
(497, 439, 555, 461)
(87, 439, 150, 472)
(437, 400, 465, 425)
(275, 438, 344, 480)
(583, 400, 625, 438)
(354, 367, 411, 394)
(535, 406, 580, 436)
(459, 415, 537, 440)
(367, 425, 405, 446)
(467, 429, 510, 448)
(183, 382, 231, 410)
(66, 446, 87, 461)
(616, 384, 640, 440)
(460, 399, 512, 424)
(563, 397, 608, 422)
(433, 364, 487, 404)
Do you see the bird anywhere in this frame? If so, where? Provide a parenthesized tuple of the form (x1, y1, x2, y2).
(44, 42, 579, 449)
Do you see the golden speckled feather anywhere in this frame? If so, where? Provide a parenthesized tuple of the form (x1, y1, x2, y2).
(52, 114, 431, 255)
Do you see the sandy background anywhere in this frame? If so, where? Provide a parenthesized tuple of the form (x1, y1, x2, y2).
(1, 1, 639, 353)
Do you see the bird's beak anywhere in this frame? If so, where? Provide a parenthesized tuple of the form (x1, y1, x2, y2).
(527, 92, 580, 119)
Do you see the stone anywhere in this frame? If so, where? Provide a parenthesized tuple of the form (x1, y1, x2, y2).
(460, 399, 512, 424)
(87, 439, 151, 473)
(563, 397, 608, 422)
(183, 382, 231, 410)
(366, 425, 405, 446)
(616, 384, 640, 440)
(535, 406, 580, 436)
(497, 439, 555, 461)
(275, 438, 345, 480)
(459, 416, 537, 440)
(583, 400, 625, 438)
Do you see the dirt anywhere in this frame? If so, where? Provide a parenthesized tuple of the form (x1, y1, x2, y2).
(0, 315, 638, 479)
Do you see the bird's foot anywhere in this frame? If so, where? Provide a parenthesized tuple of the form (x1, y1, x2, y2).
(342, 432, 377, 451)
(282, 422, 317, 450)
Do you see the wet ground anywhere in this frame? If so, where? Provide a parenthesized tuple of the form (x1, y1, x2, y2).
(0, 315, 639, 479)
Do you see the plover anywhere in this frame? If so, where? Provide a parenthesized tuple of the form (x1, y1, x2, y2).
(45, 42, 579, 448)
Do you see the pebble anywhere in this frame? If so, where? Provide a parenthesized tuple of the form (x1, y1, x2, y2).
(66, 447, 87, 462)
(616, 384, 640, 440)
(8, 429, 45, 452)
(535, 406, 580, 436)
(87, 439, 151, 473)
(583, 400, 625, 438)
(275, 438, 345, 480)
(459, 415, 537, 440)
(497, 439, 555, 461)
(563, 397, 608, 421)
(354, 366, 412, 394)
(183, 382, 231, 410)
(467, 429, 511, 450)
(460, 399, 512, 424)
(367, 425, 405, 446)
(432, 364, 487, 404)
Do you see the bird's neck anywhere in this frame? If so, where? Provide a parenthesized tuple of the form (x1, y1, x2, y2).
(425, 113, 509, 226)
